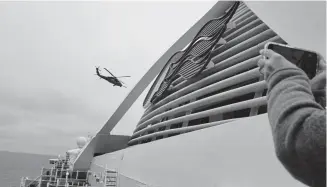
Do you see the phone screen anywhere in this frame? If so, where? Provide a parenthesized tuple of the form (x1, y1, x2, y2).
(268, 44, 318, 79)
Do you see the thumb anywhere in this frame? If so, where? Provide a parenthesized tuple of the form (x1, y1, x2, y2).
(310, 71, 326, 90)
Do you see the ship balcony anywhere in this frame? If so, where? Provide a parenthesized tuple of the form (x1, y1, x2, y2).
(130, 1, 274, 146)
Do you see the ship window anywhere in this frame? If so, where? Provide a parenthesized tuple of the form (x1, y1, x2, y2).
(262, 89, 268, 96)
(140, 132, 147, 137)
(158, 126, 166, 131)
(147, 129, 155, 135)
(196, 89, 222, 101)
(161, 116, 169, 122)
(167, 132, 180, 137)
(135, 134, 142, 138)
(258, 104, 267, 114)
(138, 125, 147, 131)
(179, 100, 190, 107)
(223, 108, 251, 120)
(170, 122, 183, 129)
(128, 141, 138, 146)
(174, 111, 186, 118)
(188, 117, 209, 126)
(156, 135, 164, 140)
(141, 138, 152, 144)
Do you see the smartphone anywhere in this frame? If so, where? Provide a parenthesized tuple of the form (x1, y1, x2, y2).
(264, 42, 319, 79)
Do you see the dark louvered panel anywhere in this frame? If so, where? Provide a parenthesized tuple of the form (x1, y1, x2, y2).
(197, 19, 228, 38)
(157, 82, 169, 96)
(179, 61, 205, 79)
(189, 37, 220, 57)
(165, 51, 185, 79)
(149, 2, 240, 104)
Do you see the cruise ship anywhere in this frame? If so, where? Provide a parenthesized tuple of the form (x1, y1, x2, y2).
(20, 1, 326, 187)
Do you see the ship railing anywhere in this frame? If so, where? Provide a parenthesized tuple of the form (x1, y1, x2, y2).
(55, 178, 87, 187)
(87, 163, 119, 186)
(91, 163, 159, 187)
(42, 168, 88, 178)
(38, 167, 88, 187)
(21, 175, 41, 187)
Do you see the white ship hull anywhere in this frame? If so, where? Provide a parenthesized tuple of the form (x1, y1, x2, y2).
(88, 114, 306, 187)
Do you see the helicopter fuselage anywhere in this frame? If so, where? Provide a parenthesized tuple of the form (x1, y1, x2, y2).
(103, 77, 122, 87)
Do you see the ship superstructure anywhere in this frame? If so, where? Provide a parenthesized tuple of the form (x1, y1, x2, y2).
(20, 1, 325, 187)
(129, 1, 273, 146)
(20, 154, 89, 187)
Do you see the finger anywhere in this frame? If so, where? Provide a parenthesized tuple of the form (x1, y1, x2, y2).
(263, 67, 269, 80)
(310, 71, 326, 90)
(319, 59, 326, 69)
(257, 58, 266, 68)
(259, 67, 264, 75)
(259, 49, 265, 57)
(260, 49, 269, 59)
(257, 59, 265, 74)
(316, 52, 326, 63)
(260, 49, 277, 59)
(313, 53, 326, 73)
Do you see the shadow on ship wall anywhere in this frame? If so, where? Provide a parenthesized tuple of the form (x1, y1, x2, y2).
(93, 135, 130, 157)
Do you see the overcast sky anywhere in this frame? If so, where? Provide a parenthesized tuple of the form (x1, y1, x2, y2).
(0, 1, 216, 155)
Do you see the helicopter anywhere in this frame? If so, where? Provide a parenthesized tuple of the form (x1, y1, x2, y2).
(95, 66, 130, 88)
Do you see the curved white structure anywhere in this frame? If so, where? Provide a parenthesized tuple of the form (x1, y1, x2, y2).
(72, 1, 325, 187)
(130, 1, 278, 145)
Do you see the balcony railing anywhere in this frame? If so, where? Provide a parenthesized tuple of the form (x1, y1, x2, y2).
(130, 1, 286, 146)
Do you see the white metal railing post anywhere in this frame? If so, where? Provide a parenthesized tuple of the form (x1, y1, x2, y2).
(39, 173, 42, 187)
(55, 167, 58, 185)
(40, 166, 44, 186)
(20, 177, 25, 187)
(65, 171, 69, 187)
(50, 167, 53, 183)
(116, 167, 119, 187)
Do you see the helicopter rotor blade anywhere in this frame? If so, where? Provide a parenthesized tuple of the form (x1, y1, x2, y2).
(104, 68, 116, 78)
(116, 76, 131, 78)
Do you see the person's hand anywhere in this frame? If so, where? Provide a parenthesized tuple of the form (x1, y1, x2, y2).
(316, 53, 326, 74)
(257, 49, 299, 80)
(310, 54, 326, 91)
